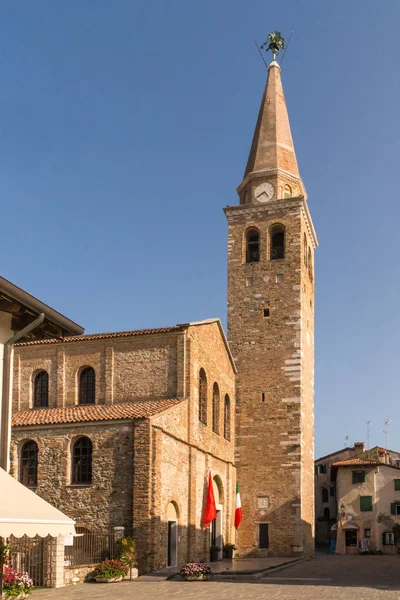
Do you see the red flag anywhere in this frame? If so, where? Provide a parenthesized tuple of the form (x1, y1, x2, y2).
(203, 471, 217, 527)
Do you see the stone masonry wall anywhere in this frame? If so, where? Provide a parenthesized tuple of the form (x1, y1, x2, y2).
(10, 422, 134, 531)
(226, 196, 314, 556)
(13, 333, 179, 411)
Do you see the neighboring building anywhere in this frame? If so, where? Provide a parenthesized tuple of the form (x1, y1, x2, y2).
(10, 319, 236, 573)
(226, 58, 317, 554)
(314, 443, 365, 545)
(332, 449, 400, 554)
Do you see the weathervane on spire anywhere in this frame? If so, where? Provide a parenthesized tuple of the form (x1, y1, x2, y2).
(260, 31, 285, 61)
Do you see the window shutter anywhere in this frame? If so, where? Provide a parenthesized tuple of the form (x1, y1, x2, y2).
(360, 496, 372, 511)
(394, 479, 400, 491)
(361, 471, 366, 483)
(322, 464, 327, 474)
(382, 532, 386, 546)
(391, 503, 396, 515)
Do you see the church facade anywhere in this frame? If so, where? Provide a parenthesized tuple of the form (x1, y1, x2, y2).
(10, 55, 316, 569)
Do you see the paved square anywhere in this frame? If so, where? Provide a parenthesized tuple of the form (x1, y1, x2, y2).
(33, 554, 400, 599)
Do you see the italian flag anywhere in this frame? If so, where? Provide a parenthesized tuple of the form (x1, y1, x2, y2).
(234, 482, 242, 529)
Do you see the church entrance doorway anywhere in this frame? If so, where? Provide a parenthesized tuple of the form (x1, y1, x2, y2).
(211, 505, 223, 560)
(167, 502, 178, 567)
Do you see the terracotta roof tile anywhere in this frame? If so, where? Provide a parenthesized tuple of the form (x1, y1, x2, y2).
(12, 399, 184, 427)
(332, 458, 383, 467)
(15, 326, 185, 347)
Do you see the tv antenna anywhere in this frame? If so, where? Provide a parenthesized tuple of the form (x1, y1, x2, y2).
(366, 420, 372, 450)
(384, 419, 392, 460)
(344, 433, 349, 448)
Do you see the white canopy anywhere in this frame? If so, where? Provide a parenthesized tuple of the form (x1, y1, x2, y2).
(0, 468, 75, 538)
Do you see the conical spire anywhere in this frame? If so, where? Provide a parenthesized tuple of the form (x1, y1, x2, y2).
(239, 60, 305, 201)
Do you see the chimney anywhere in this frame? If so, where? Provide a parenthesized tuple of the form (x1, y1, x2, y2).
(354, 442, 365, 452)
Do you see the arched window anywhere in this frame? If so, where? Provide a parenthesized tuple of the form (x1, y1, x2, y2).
(246, 228, 260, 263)
(308, 248, 313, 280)
(79, 367, 95, 405)
(324, 507, 330, 519)
(224, 395, 231, 441)
(20, 440, 38, 488)
(270, 225, 285, 260)
(199, 369, 207, 425)
(322, 488, 329, 503)
(72, 437, 92, 485)
(304, 234, 308, 267)
(283, 184, 292, 198)
(212, 383, 220, 435)
(33, 370, 49, 408)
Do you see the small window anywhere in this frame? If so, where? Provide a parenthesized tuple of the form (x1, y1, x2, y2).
(246, 228, 260, 263)
(315, 464, 326, 475)
(71, 437, 92, 485)
(391, 502, 400, 515)
(283, 184, 292, 198)
(360, 496, 373, 512)
(394, 479, 400, 491)
(364, 528, 371, 538)
(276, 273, 284, 283)
(79, 367, 95, 405)
(199, 369, 208, 425)
(352, 470, 365, 484)
(258, 523, 269, 549)
(33, 371, 49, 408)
(263, 308, 270, 318)
(270, 225, 285, 260)
(246, 277, 254, 287)
(20, 440, 38, 488)
(322, 488, 329, 503)
(330, 486, 335, 497)
(212, 383, 220, 435)
(383, 532, 395, 546)
(224, 395, 231, 441)
(323, 507, 330, 519)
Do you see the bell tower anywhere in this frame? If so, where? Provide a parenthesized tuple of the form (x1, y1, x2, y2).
(225, 53, 317, 555)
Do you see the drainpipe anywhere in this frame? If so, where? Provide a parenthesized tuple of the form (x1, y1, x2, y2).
(0, 313, 45, 472)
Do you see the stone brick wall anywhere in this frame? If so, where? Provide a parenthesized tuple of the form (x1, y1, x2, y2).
(10, 422, 134, 531)
(226, 196, 315, 556)
(13, 332, 180, 411)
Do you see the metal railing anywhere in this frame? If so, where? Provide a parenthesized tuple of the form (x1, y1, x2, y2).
(64, 532, 118, 567)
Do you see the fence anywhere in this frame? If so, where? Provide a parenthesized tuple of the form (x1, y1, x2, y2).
(64, 532, 119, 567)
(9, 535, 57, 587)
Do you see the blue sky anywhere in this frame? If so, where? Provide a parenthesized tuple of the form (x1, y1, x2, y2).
(1, 1, 399, 457)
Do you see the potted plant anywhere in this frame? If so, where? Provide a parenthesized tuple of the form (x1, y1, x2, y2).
(2, 568, 34, 599)
(116, 536, 138, 580)
(93, 559, 128, 583)
(223, 543, 236, 559)
(209, 545, 220, 562)
(179, 563, 212, 581)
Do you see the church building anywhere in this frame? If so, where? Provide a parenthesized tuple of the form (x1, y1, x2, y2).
(9, 51, 317, 572)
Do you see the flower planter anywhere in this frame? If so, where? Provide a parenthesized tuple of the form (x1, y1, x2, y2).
(224, 547, 234, 559)
(123, 567, 139, 580)
(210, 549, 219, 562)
(183, 575, 207, 581)
(95, 576, 123, 583)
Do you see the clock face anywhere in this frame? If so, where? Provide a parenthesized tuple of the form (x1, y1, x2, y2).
(255, 181, 275, 203)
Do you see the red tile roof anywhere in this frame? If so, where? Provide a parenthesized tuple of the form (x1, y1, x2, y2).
(15, 326, 185, 347)
(12, 399, 184, 427)
(332, 458, 383, 467)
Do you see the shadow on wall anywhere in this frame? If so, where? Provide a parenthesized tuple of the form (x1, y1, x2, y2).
(235, 497, 315, 559)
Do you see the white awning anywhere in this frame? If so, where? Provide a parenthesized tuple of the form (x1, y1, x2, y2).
(0, 468, 75, 538)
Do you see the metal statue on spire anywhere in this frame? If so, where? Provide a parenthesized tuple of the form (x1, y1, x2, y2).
(260, 31, 284, 61)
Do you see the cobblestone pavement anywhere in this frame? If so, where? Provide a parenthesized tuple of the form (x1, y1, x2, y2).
(34, 554, 400, 599)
